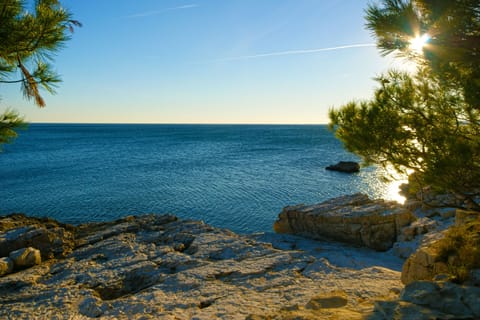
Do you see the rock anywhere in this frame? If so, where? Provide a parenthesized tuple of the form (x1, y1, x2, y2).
(455, 209, 479, 225)
(0, 214, 403, 319)
(274, 193, 415, 251)
(438, 207, 456, 219)
(401, 244, 448, 285)
(0, 257, 14, 276)
(78, 296, 106, 318)
(0, 214, 75, 259)
(403, 183, 479, 211)
(326, 161, 360, 173)
(403, 280, 480, 318)
(9, 247, 41, 269)
(392, 241, 416, 259)
(432, 273, 451, 282)
(305, 291, 348, 309)
(468, 269, 480, 286)
(398, 217, 437, 242)
(371, 280, 480, 319)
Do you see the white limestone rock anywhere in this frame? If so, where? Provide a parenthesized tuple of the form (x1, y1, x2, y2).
(274, 193, 415, 251)
(0, 214, 404, 319)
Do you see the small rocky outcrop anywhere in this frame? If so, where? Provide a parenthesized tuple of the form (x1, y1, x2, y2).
(0, 214, 75, 277)
(401, 243, 448, 285)
(400, 182, 480, 211)
(400, 208, 480, 285)
(0, 214, 75, 259)
(326, 161, 360, 173)
(274, 193, 415, 251)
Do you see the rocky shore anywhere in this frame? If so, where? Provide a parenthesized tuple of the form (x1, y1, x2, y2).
(1, 193, 479, 319)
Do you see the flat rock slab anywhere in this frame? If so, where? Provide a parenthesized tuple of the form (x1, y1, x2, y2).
(0, 214, 403, 319)
(274, 193, 415, 251)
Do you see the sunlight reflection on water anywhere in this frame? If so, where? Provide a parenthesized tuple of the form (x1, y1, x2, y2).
(384, 179, 407, 204)
(364, 166, 408, 204)
(0, 124, 410, 233)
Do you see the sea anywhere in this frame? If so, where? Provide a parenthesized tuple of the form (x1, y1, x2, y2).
(0, 124, 403, 234)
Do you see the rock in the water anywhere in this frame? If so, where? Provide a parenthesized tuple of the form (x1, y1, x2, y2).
(9, 247, 41, 269)
(326, 161, 360, 173)
(274, 193, 415, 251)
(0, 257, 14, 276)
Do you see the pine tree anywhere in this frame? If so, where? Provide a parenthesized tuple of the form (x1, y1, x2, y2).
(329, 0, 480, 208)
(0, 0, 80, 149)
(365, 0, 480, 109)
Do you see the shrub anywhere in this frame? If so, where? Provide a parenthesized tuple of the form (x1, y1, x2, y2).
(436, 215, 480, 283)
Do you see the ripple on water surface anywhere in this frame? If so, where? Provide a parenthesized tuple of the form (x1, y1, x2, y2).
(0, 124, 403, 233)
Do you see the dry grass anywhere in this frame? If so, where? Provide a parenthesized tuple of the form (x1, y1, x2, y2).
(436, 214, 480, 283)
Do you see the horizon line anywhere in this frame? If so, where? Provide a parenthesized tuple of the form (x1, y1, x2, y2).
(28, 122, 329, 126)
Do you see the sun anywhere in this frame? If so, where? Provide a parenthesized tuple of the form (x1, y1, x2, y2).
(409, 34, 430, 53)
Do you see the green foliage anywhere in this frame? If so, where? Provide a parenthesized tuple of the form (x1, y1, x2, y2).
(329, 0, 480, 207)
(0, 0, 79, 150)
(330, 69, 480, 203)
(437, 215, 480, 283)
(365, 0, 480, 110)
(0, 109, 27, 150)
(0, 0, 80, 107)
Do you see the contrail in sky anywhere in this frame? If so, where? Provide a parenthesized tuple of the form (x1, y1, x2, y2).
(216, 43, 376, 62)
(127, 4, 198, 18)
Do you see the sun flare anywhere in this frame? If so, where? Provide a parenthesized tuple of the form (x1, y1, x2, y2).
(409, 34, 430, 53)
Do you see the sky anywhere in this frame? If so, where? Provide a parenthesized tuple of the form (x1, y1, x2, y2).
(1, 0, 406, 124)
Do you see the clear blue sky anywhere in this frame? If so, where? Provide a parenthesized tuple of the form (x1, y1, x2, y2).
(1, 0, 403, 124)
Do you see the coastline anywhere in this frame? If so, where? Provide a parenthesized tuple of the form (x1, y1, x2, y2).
(0, 212, 404, 319)
(2, 192, 478, 319)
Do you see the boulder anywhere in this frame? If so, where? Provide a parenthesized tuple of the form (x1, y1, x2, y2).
(326, 161, 360, 173)
(0, 257, 14, 276)
(401, 244, 448, 285)
(9, 247, 41, 269)
(274, 193, 415, 251)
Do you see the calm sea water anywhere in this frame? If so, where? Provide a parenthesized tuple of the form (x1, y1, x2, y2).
(0, 124, 399, 233)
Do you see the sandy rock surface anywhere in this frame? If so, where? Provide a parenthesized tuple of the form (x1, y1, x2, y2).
(0, 214, 404, 319)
